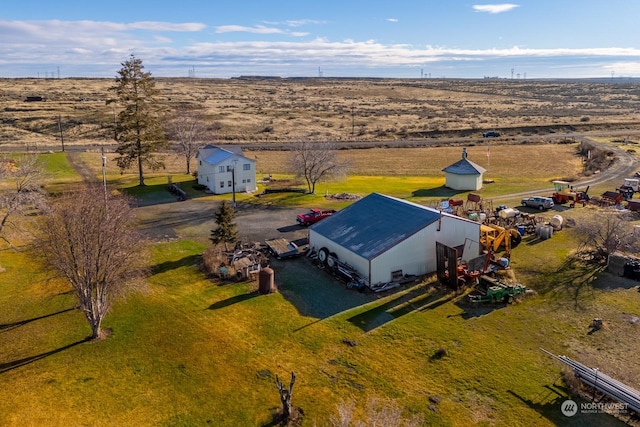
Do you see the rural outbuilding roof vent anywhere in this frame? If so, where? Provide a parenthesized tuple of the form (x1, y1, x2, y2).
(462, 147, 467, 159)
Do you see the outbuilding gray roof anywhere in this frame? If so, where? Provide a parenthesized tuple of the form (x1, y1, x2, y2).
(441, 158, 486, 175)
(311, 193, 441, 260)
(442, 147, 486, 175)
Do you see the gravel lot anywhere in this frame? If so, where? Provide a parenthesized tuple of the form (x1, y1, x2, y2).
(135, 197, 310, 246)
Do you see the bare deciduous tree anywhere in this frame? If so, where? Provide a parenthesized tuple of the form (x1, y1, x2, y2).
(275, 372, 296, 421)
(166, 105, 210, 175)
(0, 154, 47, 247)
(574, 209, 638, 262)
(289, 140, 349, 194)
(37, 185, 148, 340)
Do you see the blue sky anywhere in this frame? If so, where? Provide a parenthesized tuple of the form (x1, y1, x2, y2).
(2, 1, 640, 79)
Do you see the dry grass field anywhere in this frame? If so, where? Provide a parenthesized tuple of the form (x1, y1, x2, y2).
(1, 77, 640, 148)
(2, 77, 640, 426)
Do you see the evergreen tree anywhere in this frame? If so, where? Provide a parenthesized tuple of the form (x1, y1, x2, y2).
(112, 55, 167, 186)
(210, 201, 238, 250)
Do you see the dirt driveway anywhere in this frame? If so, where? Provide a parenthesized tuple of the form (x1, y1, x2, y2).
(134, 197, 310, 245)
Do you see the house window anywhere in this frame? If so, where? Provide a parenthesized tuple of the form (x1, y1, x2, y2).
(227, 165, 233, 172)
(242, 179, 246, 183)
(247, 178, 251, 183)
(206, 177, 209, 182)
(218, 166, 225, 173)
(219, 181, 224, 188)
(199, 160, 202, 166)
(243, 163, 251, 171)
(228, 180, 232, 187)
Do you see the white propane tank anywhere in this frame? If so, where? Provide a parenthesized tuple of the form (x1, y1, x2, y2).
(479, 213, 487, 222)
(499, 208, 518, 219)
(550, 215, 564, 230)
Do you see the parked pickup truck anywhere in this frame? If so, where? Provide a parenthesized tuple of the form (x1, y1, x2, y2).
(296, 208, 336, 226)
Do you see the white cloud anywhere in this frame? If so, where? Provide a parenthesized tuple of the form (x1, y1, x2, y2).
(262, 19, 325, 28)
(126, 21, 205, 32)
(215, 25, 284, 35)
(473, 4, 520, 14)
(1, 18, 639, 78)
(387, 18, 399, 23)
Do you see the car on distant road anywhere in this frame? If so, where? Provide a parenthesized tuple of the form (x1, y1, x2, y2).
(521, 196, 554, 211)
(482, 130, 500, 138)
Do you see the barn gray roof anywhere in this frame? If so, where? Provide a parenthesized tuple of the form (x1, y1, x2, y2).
(311, 193, 440, 260)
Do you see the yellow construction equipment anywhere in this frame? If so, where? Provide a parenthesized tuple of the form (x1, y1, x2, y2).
(480, 224, 522, 257)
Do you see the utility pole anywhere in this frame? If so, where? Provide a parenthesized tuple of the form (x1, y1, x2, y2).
(231, 160, 237, 209)
(101, 147, 108, 209)
(58, 114, 65, 152)
(351, 104, 355, 137)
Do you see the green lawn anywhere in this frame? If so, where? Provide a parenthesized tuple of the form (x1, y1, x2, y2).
(1, 236, 634, 426)
(0, 148, 637, 426)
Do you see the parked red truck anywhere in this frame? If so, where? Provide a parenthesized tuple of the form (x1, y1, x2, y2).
(296, 208, 336, 226)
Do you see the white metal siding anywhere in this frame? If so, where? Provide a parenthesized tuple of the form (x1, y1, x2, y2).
(445, 172, 482, 191)
(369, 227, 429, 285)
(309, 230, 369, 281)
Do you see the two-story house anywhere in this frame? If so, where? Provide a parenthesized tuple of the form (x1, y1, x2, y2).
(196, 145, 257, 194)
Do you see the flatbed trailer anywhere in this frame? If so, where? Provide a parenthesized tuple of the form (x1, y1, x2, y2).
(265, 238, 302, 259)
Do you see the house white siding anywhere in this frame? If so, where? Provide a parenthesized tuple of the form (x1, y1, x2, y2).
(196, 146, 257, 194)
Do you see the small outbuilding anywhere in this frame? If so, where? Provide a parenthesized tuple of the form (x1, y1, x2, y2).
(442, 147, 486, 191)
(309, 193, 481, 287)
(197, 145, 257, 194)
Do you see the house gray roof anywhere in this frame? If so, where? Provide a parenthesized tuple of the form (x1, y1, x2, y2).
(198, 145, 249, 166)
(311, 193, 441, 260)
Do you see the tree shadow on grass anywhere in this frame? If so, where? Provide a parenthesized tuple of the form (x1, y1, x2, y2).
(125, 180, 209, 207)
(412, 186, 466, 198)
(0, 307, 76, 333)
(207, 291, 259, 310)
(151, 254, 201, 276)
(532, 256, 606, 310)
(0, 337, 90, 374)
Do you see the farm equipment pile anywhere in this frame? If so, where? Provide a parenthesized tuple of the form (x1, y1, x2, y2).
(589, 177, 640, 211)
(551, 180, 590, 207)
(467, 275, 527, 304)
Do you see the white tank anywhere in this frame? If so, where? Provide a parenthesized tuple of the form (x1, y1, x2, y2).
(499, 208, 518, 219)
(550, 215, 564, 229)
